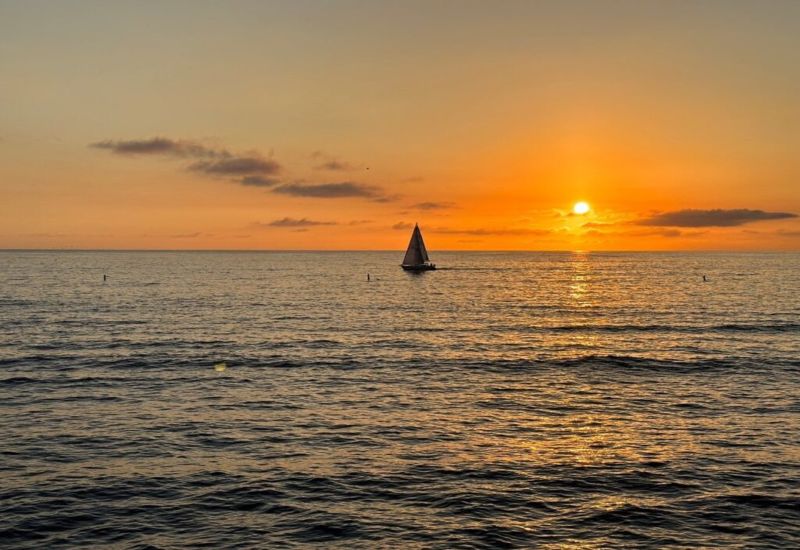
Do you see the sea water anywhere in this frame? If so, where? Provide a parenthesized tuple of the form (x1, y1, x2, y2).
(1, 251, 799, 547)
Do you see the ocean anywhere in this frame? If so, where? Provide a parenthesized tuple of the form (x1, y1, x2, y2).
(1, 251, 799, 548)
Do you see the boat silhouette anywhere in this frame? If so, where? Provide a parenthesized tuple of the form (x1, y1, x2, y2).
(401, 223, 436, 271)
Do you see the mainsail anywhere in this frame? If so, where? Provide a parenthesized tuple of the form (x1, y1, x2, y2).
(402, 223, 430, 266)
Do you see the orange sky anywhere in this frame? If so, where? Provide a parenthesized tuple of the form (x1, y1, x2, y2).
(1, 1, 799, 250)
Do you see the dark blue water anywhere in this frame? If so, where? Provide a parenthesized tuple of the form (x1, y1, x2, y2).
(1, 251, 799, 548)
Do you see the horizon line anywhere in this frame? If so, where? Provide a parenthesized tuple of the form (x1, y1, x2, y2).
(1, 248, 798, 254)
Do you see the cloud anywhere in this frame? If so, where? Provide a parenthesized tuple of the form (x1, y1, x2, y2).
(311, 151, 359, 171)
(239, 176, 279, 187)
(348, 219, 373, 225)
(371, 194, 401, 203)
(90, 137, 221, 158)
(431, 226, 551, 236)
(585, 227, 706, 239)
(650, 229, 682, 238)
(169, 232, 203, 238)
(316, 160, 356, 171)
(92, 136, 282, 184)
(411, 201, 456, 210)
(93, 137, 400, 200)
(190, 156, 280, 176)
(582, 221, 615, 228)
(637, 209, 797, 227)
(265, 217, 337, 227)
(273, 182, 383, 199)
(392, 223, 548, 236)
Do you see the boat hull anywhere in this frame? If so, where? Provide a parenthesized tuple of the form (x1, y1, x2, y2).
(401, 264, 436, 271)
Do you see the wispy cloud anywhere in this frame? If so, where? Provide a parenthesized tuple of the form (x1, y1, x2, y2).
(584, 227, 706, 239)
(264, 217, 337, 228)
(582, 221, 615, 228)
(90, 137, 221, 158)
(411, 201, 456, 210)
(316, 160, 356, 171)
(190, 157, 280, 177)
(371, 194, 401, 203)
(273, 182, 384, 199)
(92, 136, 282, 185)
(431, 226, 551, 236)
(311, 151, 359, 171)
(636, 228, 684, 238)
(637, 209, 797, 227)
(392, 223, 548, 236)
(92, 137, 397, 200)
(239, 176, 279, 187)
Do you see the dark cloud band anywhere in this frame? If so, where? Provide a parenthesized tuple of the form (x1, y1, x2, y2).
(264, 217, 337, 227)
(90, 138, 221, 158)
(412, 201, 456, 210)
(239, 176, 279, 187)
(637, 209, 797, 227)
(190, 157, 280, 176)
(273, 182, 382, 199)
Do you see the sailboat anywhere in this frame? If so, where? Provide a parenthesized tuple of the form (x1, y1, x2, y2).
(401, 223, 436, 271)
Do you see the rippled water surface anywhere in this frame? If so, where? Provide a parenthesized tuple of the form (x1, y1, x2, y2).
(2, 251, 799, 548)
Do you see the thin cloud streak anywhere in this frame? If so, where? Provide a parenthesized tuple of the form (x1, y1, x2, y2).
(432, 227, 551, 236)
(637, 209, 797, 227)
(90, 137, 222, 158)
(190, 157, 280, 176)
(310, 151, 359, 171)
(315, 160, 356, 171)
(389, 225, 549, 236)
(411, 201, 456, 210)
(584, 227, 706, 239)
(239, 176, 279, 187)
(265, 217, 337, 227)
(273, 182, 383, 199)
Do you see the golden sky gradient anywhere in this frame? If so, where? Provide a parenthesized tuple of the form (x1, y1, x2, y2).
(1, 1, 799, 250)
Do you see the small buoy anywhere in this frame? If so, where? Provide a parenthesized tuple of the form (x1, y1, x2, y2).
(214, 362, 227, 372)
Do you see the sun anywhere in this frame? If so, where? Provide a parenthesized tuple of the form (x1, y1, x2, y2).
(573, 201, 591, 215)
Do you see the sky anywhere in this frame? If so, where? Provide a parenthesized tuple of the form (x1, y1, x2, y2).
(1, 0, 799, 250)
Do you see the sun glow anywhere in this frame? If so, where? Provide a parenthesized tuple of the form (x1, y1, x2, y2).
(573, 201, 591, 215)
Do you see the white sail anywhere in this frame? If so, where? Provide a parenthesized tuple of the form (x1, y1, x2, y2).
(402, 224, 430, 265)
